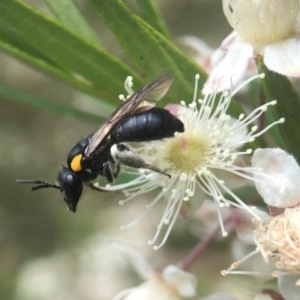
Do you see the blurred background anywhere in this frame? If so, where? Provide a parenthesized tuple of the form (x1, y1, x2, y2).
(0, 1, 260, 299)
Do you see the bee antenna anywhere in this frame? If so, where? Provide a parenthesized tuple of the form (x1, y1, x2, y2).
(16, 179, 61, 191)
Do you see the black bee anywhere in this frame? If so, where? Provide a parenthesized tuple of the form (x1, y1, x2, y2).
(16, 74, 184, 212)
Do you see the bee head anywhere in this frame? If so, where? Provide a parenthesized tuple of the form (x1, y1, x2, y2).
(57, 168, 83, 212)
(16, 168, 83, 213)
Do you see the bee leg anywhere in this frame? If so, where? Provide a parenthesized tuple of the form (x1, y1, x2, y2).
(111, 143, 171, 178)
(102, 160, 120, 183)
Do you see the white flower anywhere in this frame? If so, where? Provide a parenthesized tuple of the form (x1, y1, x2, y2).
(179, 34, 257, 95)
(223, 149, 300, 299)
(15, 235, 154, 300)
(223, 0, 299, 45)
(114, 265, 197, 300)
(222, 208, 300, 295)
(204, 0, 300, 94)
(108, 74, 284, 250)
(253, 149, 300, 286)
(15, 254, 75, 300)
(252, 148, 300, 208)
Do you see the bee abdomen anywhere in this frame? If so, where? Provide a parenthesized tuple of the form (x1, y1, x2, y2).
(111, 107, 184, 143)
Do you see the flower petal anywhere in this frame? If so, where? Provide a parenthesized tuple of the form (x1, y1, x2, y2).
(223, 0, 299, 45)
(162, 265, 197, 298)
(264, 36, 300, 77)
(278, 275, 300, 300)
(203, 41, 253, 94)
(219, 31, 241, 50)
(252, 148, 300, 208)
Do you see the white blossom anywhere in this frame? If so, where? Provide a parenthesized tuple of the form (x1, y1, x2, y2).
(204, 0, 300, 94)
(114, 265, 197, 300)
(252, 148, 300, 208)
(107, 74, 283, 249)
(223, 148, 300, 300)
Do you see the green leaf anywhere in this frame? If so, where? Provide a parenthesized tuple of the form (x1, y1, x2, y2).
(0, 36, 103, 100)
(0, 0, 138, 105)
(0, 82, 106, 123)
(258, 59, 300, 160)
(44, 0, 100, 45)
(89, 0, 207, 105)
(136, 0, 170, 38)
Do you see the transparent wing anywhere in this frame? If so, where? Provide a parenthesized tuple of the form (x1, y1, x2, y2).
(84, 74, 173, 156)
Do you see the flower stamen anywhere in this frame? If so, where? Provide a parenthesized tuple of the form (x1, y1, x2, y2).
(107, 73, 283, 248)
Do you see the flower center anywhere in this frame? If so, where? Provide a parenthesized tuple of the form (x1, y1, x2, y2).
(164, 132, 210, 173)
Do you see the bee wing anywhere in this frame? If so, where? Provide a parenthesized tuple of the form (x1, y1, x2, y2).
(84, 74, 173, 156)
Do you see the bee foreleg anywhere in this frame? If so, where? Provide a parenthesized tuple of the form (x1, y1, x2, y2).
(111, 143, 171, 178)
(102, 160, 120, 183)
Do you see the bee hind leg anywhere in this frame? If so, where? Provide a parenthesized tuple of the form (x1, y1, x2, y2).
(111, 143, 171, 178)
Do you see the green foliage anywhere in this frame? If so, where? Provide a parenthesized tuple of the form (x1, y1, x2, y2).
(258, 60, 300, 160)
(89, 0, 207, 105)
(0, 0, 207, 114)
(0, 82, 102, 122)
(0, 0, 136, 106)
(136, 0, 170, 38)
(45, 0, 100, 44)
